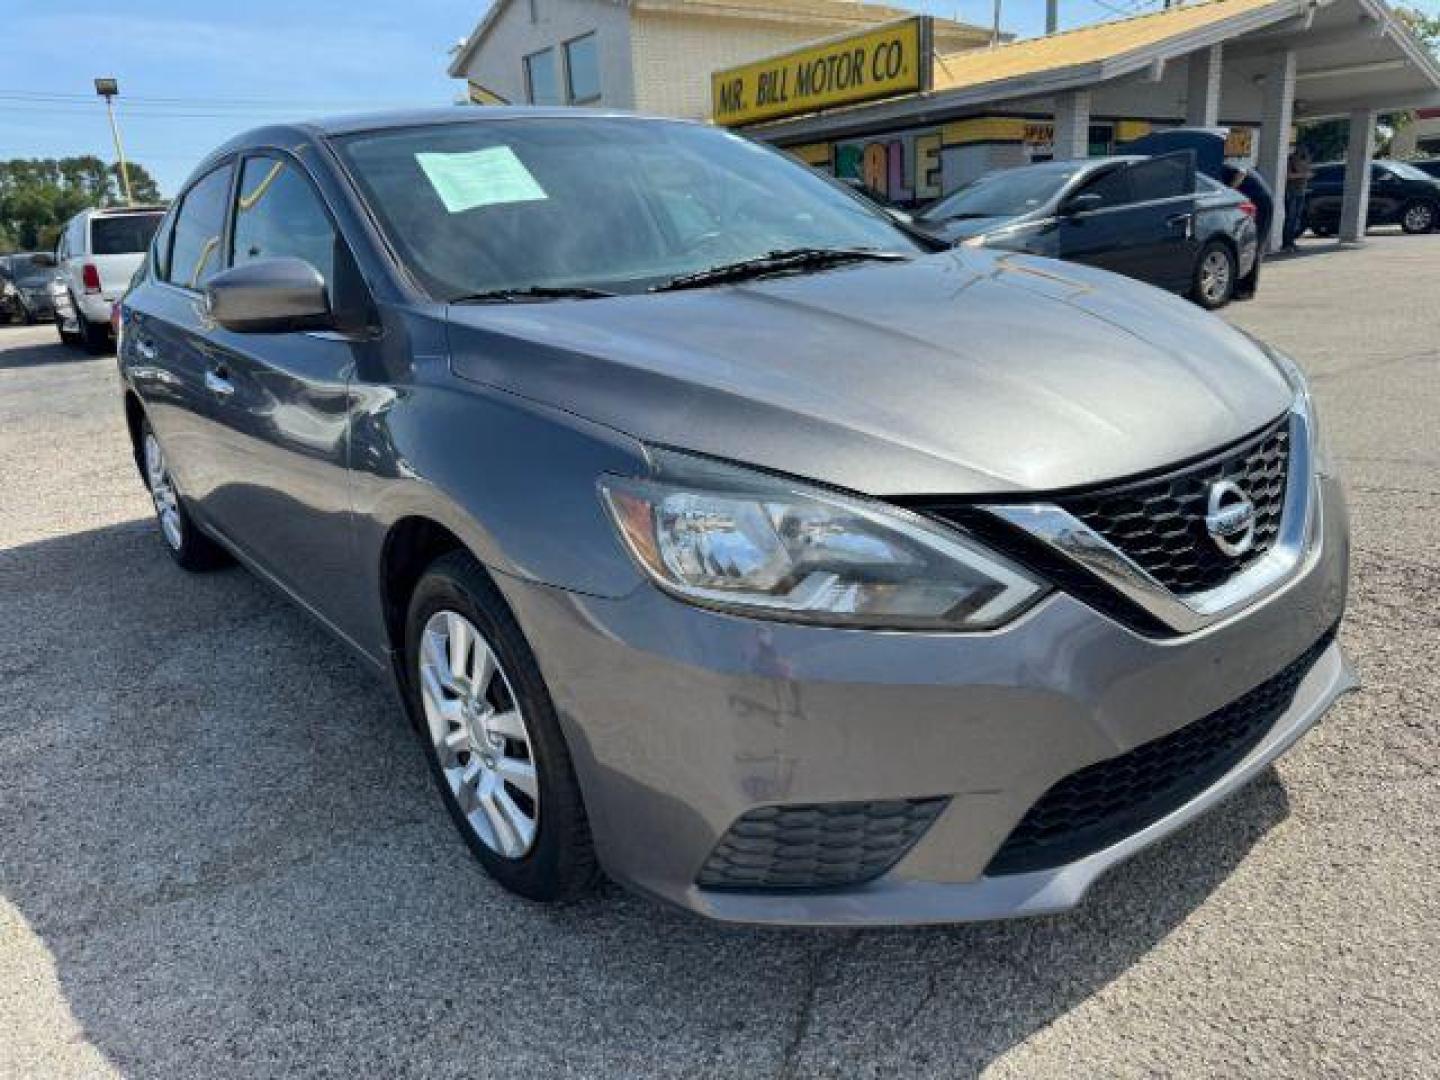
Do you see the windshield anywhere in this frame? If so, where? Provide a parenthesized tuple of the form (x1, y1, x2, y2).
(1386, 161, 1435, 182)
(14, 257, 54, 286)
(921, 163, 1084, 221)
(335, 118, 919, 298)
(91, 213, 163, 256)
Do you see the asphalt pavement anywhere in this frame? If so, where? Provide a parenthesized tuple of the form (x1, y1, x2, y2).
(1, 234, 1436, 1079)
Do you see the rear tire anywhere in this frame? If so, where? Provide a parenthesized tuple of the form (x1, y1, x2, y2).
(1191, 240, 1237, 310)
(1400, 200, 1436, 234)
(404, 551, 599, 903)
(56, 312, 83, 349)
(79, 316, 111, 355)
(140, 421, 231, 571)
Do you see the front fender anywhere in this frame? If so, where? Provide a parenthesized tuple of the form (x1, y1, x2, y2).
(349, 373, 652, 607)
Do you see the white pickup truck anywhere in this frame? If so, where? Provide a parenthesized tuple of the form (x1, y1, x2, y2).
(55, 205, 165, 352)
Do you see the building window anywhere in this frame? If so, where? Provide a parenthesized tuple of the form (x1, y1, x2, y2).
(523, 48, 560, 105)
(564, 34, 601, 104)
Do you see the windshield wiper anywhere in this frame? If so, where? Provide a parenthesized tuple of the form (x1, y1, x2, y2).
(449, 285, 617, 304)
(649, 247, 910, 293)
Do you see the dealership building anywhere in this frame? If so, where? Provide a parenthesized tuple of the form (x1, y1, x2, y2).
(451, 0, 1440, 245)
(447, 0, 995, 117)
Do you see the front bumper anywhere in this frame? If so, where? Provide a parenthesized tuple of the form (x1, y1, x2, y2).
(499, 476, 1352, 926)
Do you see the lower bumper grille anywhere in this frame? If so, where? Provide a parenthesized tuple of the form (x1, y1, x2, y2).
(986, 626, 1336, 876)
(697, 798, 947, 891)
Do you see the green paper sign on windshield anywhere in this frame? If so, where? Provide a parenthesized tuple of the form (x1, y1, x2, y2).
(415, 146, 548, 213)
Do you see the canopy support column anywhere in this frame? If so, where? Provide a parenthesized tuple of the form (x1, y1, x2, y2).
(1340, 108, 1377, 242)
(1255, 48, 1297, 250)
(1185, 45, 1224, 126)
(1052, 90, 1092, 161)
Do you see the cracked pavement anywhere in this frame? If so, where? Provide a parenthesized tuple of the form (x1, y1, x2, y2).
(1, 233, 1437, 1078)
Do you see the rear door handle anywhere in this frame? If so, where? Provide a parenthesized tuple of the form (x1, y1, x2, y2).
(205, 368, 234, 398)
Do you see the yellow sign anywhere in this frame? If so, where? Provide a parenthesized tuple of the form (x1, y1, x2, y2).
(712, 17, 931, 128)
(1225, 127, 1255, 158)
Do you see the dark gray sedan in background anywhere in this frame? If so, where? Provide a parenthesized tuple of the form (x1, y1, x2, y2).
(118, 109, 1351, 926)
(917, 155, 1260, 309)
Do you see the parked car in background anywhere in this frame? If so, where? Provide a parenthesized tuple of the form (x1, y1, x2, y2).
(117, 109, 1350, 926)
(54, 205, 166, 351)
(0, 252, 59, 323)
(1305, 160, 1440, 235)
(916, 154, 1259, 309)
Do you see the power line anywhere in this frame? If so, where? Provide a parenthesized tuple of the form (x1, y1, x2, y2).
(0, 88, 417, 109)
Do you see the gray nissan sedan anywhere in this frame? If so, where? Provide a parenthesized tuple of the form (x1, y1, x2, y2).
(118, 109, 1352, 926)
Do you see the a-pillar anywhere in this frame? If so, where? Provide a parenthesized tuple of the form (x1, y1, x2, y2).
(1185, 45, 1224, 126)
(1340, 108, 1377, 242)
(1052, 90, 1092, 161)
(1255, 48, 1297, 251)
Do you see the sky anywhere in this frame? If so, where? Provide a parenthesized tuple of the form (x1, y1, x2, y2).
(2, 0, 1438, 195)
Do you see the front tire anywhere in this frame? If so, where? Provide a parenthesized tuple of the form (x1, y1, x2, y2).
(141, 422, 231, 571)
(1400, 200, 1436, 234)
(1191, 241, 1237, 310)
(404, 551, 598, 902)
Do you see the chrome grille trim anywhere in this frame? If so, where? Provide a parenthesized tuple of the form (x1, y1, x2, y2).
(979, 394, 1317, 636)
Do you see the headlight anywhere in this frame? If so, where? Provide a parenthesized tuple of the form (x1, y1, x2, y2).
(600, 454, 1045, 630)
(1262, 343, 1333, 477)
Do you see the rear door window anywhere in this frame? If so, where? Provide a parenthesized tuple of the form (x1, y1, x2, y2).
(90, 214, 164, 256)
(166, 164, 234, 290)
(1126, 153, 1193, 203)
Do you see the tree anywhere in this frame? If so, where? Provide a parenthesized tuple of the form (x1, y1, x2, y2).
(1394, 5, 1440, 52)
(1297, 119, 1349, 163)
(0, 156, 165, 253)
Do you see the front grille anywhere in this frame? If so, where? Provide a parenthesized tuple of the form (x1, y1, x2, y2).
(1056, 417, 1291, 595)
(697, 798, 947, 891)
(986, 627, 1335, 876)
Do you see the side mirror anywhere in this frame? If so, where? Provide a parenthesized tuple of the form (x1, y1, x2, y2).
(1062, 191, 1104, 216)
(205, 257, 332, 333)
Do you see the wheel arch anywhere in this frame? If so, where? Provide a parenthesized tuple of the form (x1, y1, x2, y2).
(378, 515, 472, 663)
(122, 389, 147, 477)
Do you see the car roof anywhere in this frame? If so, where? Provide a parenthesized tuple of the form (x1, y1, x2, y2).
(305, 105, 664, 136)
(78, 205, 168, 219)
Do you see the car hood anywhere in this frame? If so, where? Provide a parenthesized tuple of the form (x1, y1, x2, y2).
(445, 249, 1292, 497)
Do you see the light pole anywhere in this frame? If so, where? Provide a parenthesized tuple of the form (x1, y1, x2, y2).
(94, 77, 134, 206)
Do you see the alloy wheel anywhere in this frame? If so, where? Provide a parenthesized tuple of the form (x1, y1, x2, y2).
(418, 610, 540, 859)
(144, 432, 184, 550)
(1403, 204, 1434, 232)
(1199, 249, 1232, 304)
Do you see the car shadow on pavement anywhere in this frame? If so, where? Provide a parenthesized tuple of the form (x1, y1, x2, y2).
(0, 519, 1291, 1079)
(0, 332, 97, 370)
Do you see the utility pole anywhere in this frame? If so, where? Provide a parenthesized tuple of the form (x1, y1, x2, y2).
(1046, 0, 1058, 34)
(992, 0, 1002, 45)
(94, 77, 134, 206)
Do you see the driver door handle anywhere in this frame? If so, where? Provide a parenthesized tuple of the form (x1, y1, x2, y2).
(205, 367, 234, 398)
